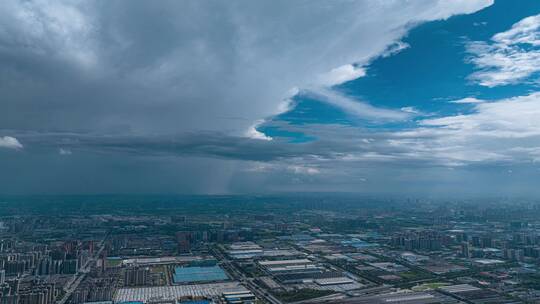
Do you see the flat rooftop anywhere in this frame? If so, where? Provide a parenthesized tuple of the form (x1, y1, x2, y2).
(114, 283, 247, 302)
(439, 284, 481, 293)
(258, 259, 311, 266)
(315, 277, 354, 286)
(122, 256, 202, 266)
(173, 265, 228, 284)
(335, 291, 461, 304)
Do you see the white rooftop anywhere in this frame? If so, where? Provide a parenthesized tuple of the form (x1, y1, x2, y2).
(258, 259, 311, 266)
(114, 283, 247, 302)
(439, 284, 481, 293)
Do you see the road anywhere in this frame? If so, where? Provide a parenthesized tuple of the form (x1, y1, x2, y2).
(56, 238, 107, 304)
(212, 246, 283, 304)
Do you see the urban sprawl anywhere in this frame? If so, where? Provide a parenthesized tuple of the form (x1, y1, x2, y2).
(1, 196, 540, 304)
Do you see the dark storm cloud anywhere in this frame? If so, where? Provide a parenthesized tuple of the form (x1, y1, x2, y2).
(10, 122, 518, 169)
(0, 0, 493, 135)
(11, 130, 353, 161)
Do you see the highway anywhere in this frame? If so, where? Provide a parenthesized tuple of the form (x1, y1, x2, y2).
(56, 238, 107, 304)
(212, 246, 283, 304)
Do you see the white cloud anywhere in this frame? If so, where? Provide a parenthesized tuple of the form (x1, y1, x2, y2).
(245, 120, 272, 141)
(299, 92, 540, 167)
(493, 14, 540, 46)
(59, 148, 72, 155)
(400, 106, 420, 114)
(387, 92, 540, 165)
(275, 87, 300, 116)
(381, 41, 410, 58)
(448, 97, 485, 104)
(246, 162, 319, 175)
(0, 136, 23, 150)
(245, 162, 273, 173)
(316, 64, 366, 87)
(421, 92, 540, 137)
(473, 21, 488, 27)
(467, 13, 540, 87)
(287, 165, 320, 175)
(306, 88, 412, 121)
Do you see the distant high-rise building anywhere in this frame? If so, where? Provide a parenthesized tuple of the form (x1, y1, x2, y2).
(461, 242, 470, 258)
(455, 232, 468, 243)
(471, 236, 481, 247)
(481, 236, 492, 248)
(0, 295, 19, 304)
(390, 231, 442, 252)
(176, 232, 191, 253)
(504, 248, 524, 262)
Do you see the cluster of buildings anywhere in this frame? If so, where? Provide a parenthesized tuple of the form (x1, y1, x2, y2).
(4, 197, 540, 303)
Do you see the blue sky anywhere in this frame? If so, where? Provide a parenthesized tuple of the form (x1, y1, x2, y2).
(2, 0, 540, 195)
(260, 0, 540, 139)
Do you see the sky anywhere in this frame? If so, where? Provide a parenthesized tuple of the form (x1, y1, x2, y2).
(2, 0, 540, 196)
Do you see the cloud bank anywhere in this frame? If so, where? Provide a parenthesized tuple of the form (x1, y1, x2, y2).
(467, 13, 540, 87)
